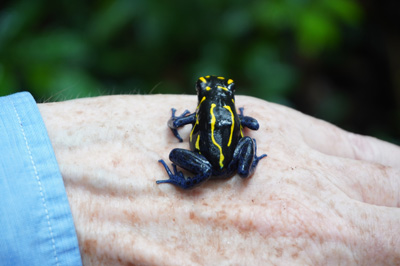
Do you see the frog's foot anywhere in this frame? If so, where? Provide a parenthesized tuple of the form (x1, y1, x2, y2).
(239, 107, 245, 116)
(171, 108, 190, 121)
(238, 107, 259, 130)
(251, 138, 267, 167)
(157, 160, 212, 189)
(157, 160, 185, 186)
(167, 108, 195, 142)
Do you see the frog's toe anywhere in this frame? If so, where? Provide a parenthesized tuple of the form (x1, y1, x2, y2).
(156, 175, 200, 189)
(255, 153, 267, 162)
(156, 178, 173, 184)
(237, 167, 250, 178)
(171, 128, 183, 142)
(253, 138, 267, 161)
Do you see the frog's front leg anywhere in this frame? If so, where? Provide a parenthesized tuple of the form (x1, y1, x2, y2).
(238, 107, 260, 130)
(228, 136, 267, 178)
(168, 108, 196, 142)
(157, 149, 212, 189)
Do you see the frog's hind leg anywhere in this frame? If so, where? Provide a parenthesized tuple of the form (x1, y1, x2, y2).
(230, 137, 267, 178)
(157, 149, 212, 189)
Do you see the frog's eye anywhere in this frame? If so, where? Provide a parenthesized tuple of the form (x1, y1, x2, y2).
(196, 76, 210, 91)
(227, 81, 235, 93)
(195, 80, 203, 92)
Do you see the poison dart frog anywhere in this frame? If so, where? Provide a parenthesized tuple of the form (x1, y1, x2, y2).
(157, 75, 267, 189)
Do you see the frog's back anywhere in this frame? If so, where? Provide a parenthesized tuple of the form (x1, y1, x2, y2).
(189, 76, 241, 172)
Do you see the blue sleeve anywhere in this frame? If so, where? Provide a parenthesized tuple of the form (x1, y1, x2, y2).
(0, 92, 82, 266)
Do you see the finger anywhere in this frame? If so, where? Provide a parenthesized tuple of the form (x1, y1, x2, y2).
(232, 98, 400, 207)
(338, 200, 400, 265)
(325, 154, 400, 207)
(346, 132, 400, 168)
(299, 115, 400, 168)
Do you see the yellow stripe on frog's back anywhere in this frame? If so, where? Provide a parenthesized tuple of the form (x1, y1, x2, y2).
(217, 86, 228, 91)
(195, 134, 200, 150)
(190, 96, 206, 142)
(223, 105, 235, 147)
(210, 103, 225, 168)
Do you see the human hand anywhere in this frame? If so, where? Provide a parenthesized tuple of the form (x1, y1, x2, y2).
(38, 95, 400, 265)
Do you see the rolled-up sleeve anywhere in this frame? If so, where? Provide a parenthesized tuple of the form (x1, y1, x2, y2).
(0, 92, 82, 266)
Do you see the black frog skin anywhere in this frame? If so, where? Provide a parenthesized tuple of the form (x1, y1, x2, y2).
(157, 75, 267, 189)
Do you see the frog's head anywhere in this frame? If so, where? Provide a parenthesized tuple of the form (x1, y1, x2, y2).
(195, 75, 235, 101)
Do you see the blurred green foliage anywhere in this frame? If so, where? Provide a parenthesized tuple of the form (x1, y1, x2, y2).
(0, 0, 361, 102)
(1, 0, 398, 144)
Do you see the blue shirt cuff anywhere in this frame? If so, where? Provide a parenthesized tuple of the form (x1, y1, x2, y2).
(0, 92, 82, 266)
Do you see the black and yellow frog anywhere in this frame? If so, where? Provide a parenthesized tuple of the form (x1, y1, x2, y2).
(157, 75, 267, 189)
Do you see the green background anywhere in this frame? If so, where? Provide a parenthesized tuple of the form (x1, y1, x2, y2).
(1, 0, 399, 144)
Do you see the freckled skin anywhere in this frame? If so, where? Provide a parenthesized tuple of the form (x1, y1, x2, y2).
(157, 75, 267, 189)
(39, 94, 400, 265)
